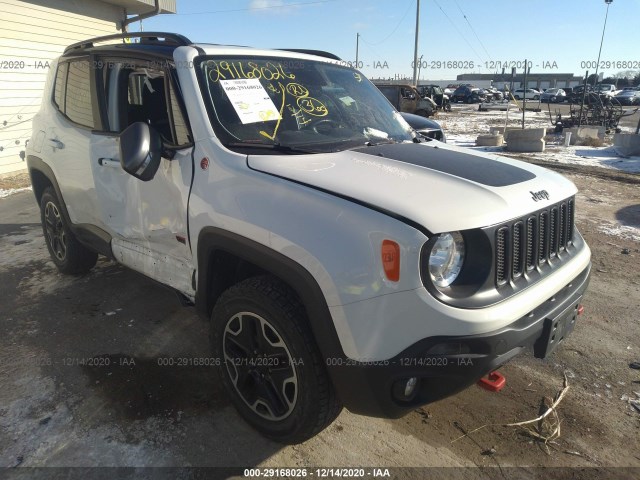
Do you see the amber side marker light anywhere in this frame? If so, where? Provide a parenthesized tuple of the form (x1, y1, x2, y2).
(381, 240, 400, 281)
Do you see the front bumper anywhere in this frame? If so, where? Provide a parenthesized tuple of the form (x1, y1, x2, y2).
(329, 263, 591, 418)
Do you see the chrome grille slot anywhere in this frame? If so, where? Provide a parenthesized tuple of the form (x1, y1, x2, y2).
(549, 207, 558, 258)
(512, 221, 524, 278)
(559, 203, 567, 250)
(526, 216, 536, 271)
(538, 211, 548, 265)
(567, 199, 575, 246)
(496, 227, 509, 286)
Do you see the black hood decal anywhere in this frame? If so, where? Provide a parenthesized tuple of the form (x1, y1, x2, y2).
(355, 143, 536, 187)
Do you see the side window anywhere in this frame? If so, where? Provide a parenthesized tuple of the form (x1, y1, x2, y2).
(101, 59, 191, 146)
(65, 60, 95, 128)
(53, 62, 68, 111)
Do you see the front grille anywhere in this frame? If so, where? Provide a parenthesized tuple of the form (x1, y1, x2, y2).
(495, 197, 575, 287)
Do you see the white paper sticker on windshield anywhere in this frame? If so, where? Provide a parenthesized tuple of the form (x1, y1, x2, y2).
(220, 79, 281, 124)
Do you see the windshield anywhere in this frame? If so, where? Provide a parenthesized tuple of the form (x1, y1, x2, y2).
(196, 56, 415, 153)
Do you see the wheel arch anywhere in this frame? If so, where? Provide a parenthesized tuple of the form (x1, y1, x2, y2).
(27, 155, 72, 223)
(196, 227, 346, 364)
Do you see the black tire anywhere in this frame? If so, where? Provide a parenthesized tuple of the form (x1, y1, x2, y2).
(533, 95, 540, 100)
(40, 187, 98, 274)
(514, 95, 521, 100)
(444, 102, 452, 112)
(210, 275, 342, 444)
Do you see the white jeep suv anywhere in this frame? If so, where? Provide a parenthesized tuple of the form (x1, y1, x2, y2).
(27, 32, 591, 443)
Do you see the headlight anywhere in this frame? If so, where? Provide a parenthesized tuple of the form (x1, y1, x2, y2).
(428, 232, 465, 288)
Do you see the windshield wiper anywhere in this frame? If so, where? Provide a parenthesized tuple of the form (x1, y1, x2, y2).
(364, 139, 398, 147)
(224, 142, 320, 155)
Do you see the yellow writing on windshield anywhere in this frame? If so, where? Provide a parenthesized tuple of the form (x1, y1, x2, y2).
(208, 61, 296, 83)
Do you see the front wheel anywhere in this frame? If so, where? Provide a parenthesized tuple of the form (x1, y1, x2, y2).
(533, 95, 540, 100)
(210, 275, 342, 444)
(40, 187, 97, 274)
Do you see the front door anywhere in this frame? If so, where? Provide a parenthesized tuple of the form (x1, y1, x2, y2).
(90, 58, 195, 297)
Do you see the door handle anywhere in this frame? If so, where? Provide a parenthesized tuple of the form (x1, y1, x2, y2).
(98, 158, 120, 169)
(47, 138, 64, 149)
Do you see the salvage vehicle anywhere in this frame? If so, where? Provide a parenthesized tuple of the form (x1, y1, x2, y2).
(417, 84, 452, 112)
(27, 32, 591, 444)
(375, 83, 437, 117)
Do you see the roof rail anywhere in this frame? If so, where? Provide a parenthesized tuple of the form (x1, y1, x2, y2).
(64, 32, 192, 54)
(278, 49, 342, 61)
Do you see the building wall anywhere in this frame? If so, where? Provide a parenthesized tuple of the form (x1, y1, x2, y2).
(0, 0, 124, 176)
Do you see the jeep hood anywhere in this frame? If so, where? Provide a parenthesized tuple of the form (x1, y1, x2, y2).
(247, 142, 577, 233)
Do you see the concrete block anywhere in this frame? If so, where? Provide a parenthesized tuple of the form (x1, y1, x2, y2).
(489, 126, 505, 135)
(505, 128, 546, 152)
(476, 134, 504, 146)
(565, 126, 606, 145)
(613, 133, 640, 157)
(504, 127, 546, 142)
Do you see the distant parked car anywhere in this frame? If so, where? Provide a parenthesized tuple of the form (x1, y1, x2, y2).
(450, 85, 486, 103)
(614, 89, 640, 105)
(400, 112, 446, 142)
(540, 88, 566, 103)
(511, 88, 541, 100)
(595, 84, 620, 97)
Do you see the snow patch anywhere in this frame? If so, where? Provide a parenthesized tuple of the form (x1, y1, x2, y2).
(0, 186, 32, 199)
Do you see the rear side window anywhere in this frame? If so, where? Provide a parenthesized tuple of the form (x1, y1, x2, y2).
(65, 61, 94, 128)
(53, 60, 94, 128)
(53, 62, 68, 109)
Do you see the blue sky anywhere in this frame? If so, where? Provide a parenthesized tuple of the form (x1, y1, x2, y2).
(137, 0, 639, 80)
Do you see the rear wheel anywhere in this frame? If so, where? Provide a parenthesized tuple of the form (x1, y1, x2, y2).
(533, 95, 540, 100)
(40, 187, 97, 274)
(210, 275, 342, 444)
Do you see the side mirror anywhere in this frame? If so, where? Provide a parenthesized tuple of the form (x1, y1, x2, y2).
(119, 122, 162, 181)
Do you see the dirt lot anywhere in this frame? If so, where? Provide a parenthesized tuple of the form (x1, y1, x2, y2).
(1, 130, 639, 479)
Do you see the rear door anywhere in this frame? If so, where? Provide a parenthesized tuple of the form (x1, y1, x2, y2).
(90, 57, 195, 296)
(44, 58, 101, 227)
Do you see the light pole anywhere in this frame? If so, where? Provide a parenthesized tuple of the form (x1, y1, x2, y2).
(593, 0, 613, 87)
(412, 0, 420, 86)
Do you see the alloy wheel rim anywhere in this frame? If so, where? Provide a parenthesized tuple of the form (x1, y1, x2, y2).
(223, 312, 298, 421)
(44, 201, 66, 261)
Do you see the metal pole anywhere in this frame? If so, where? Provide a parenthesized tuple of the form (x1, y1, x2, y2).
(522, 60, 528, 129)
(593, 0, 613, 87)
(412, 0, 420, 86)
(355, 33, 360, 68)
(579, 71, 588, 128)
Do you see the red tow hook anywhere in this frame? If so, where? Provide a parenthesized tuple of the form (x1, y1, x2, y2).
(577, 304, 585, 316)
(477, 371, 506, 392)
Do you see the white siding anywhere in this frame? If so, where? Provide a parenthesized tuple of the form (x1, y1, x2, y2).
(0, 0, 124, 176)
